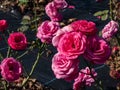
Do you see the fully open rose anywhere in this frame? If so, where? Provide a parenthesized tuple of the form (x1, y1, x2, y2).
(52, 53, 80, 81)
(0, 57, 22, 82)
(83, 36, 111, 64)
(57, 31, 87, 59)
(37, 20, 60, 43)
(8, 32, 27, 50)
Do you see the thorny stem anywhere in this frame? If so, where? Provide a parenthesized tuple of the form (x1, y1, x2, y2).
(109, 0, 113, 20)
(21, 51, 44, 87)
(16, 51, 28, 60)
(84, 59, 104, 90)
(6, 46, 11, 58)
(33, 2, 38, 31)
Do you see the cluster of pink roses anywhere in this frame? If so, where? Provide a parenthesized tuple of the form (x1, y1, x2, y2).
(51, 20, 111, 89)
(36, 0, 112, 89)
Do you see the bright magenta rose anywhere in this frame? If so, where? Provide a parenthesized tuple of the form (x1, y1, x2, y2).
(0, 20, 8, 32)
(52, 25, 74, 47)
(83, 36, 111, 64)
(8, 32, 27, 50)
(57, 32, 87, 59)
(73, 67, 97, 90)
(71, 20, 97, 35)
(52, 53, 79, 81)
(0, 57, 22, 82)
(37, 20, 60, 43)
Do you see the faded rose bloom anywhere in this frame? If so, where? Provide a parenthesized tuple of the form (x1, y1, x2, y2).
(54, 0, 68, 9)
(57, 31, 87, 59)
(73, 67, 97, 90)
(37, 20, 60, 43)
(52, 53, 80, 81)
(52, 25, 74, 47)
(8, 32, 27, 50)
(102, 20, 119, 40)
(83, 35, 111, 64)
(109, 70, 120, 79)
(0, 57, 22, 82)
(71, 20, 97, 36)
(0, 20, 8, 32)
(45, 2, 62, 21)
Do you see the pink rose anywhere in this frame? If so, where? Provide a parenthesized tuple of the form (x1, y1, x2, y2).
(71, 20, 97, 35)
(73, 67, 97, 90)
(54, 0, 68, 9)
(0, 57, 22, 82)
(57, 31, 87, 59)
(45, 2, 62, 21)
(37, 20, 60, 43)
(0, 20, 8, 32)
(52, 25, 74, 47)
(102, 20, 119, 40)
(83, 35, 111, 64)
(8, 32, 27, 50)
(52, 53, 79, 81)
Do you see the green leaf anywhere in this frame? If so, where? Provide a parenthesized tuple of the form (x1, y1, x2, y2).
(94, 10, 109, 16)
(101, 14, 108, 21)
(19, 0, 28, 4)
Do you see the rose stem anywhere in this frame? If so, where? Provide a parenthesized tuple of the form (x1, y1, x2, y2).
(21, 51, 44, 87)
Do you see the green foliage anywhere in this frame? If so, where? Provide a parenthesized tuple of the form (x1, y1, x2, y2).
(94, 10, 109, 21)
(19, 0, 28, 4)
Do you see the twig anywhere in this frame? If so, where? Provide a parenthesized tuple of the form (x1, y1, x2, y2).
(21, 51, 44, 87)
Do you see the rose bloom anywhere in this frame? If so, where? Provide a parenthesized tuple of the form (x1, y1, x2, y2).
(57, 31, 87, 59)
(73, 67, 97, 90)
(8, 32, 27, 50)
(83, 35, 111, 64)
(36, 20, 60, 43)
(71, 20, 97, 36)
(0, 19, 8, 32)
(52, 53, 80, 82)
(54, 0, 68, 9)
(52, 25, 74, 47)
(102, 20, 119, 40)
(0, 57, 22, 82)
(45, 2, 62, 21)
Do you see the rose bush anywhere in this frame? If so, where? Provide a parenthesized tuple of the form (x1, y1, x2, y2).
(0, 0, 119, 90)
